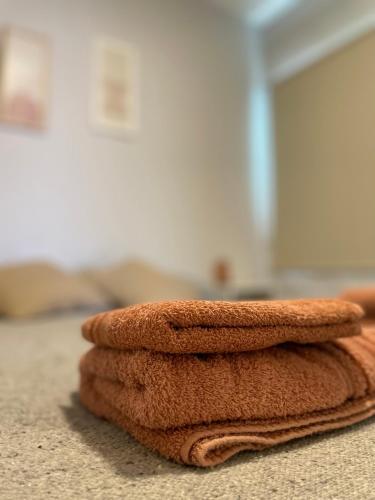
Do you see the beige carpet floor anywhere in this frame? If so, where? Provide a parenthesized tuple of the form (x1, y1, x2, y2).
(1, 313, 375, 500)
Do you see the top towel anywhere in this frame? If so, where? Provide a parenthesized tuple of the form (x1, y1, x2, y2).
(82, 299, 363, 353)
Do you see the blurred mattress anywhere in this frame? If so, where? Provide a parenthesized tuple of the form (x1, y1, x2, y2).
(1, 313, 375, 499)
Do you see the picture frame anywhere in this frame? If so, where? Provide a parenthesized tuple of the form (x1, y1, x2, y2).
(90, 37, 140, 137)
(0, 26, 51, 129)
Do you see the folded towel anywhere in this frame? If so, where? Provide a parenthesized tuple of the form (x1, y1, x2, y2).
(79, 299, 375, 467)
(340, 287, 375, 321)
(82, 299, 361, 353)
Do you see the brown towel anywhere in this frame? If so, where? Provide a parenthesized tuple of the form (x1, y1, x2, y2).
(82, 299, 361, 353)
(79, 299, 375, 467)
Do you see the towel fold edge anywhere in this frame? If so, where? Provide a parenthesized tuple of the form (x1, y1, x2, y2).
(79, 372, 375, 467)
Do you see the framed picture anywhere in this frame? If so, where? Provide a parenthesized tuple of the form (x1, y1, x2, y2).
(91, 37, 140, 137)
(0, 27, 50, 129)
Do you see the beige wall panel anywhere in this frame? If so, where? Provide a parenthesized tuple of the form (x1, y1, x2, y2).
(275, 31, 375, 268)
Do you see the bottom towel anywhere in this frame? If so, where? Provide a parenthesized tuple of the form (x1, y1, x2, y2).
(80, 373, 375, 467)
(80, 328, 375, 467)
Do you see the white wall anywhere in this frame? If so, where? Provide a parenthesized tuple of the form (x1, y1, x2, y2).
(0, 0, 257, 287)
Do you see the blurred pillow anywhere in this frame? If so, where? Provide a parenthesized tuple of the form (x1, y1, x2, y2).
(86, 259, 201, 305)
(340, 287, 375, 317)
(0, 261, 109, 318)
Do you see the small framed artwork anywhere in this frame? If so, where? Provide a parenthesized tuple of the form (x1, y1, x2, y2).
(0, 27, 51, 129)
(91, 37, 140, 137)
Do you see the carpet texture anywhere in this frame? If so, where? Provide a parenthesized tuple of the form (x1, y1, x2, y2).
(1, 314, 375, 499)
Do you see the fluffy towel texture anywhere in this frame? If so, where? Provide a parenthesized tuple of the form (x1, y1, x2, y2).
(82, 299, 362, 353)
(79, 299, 375, 467)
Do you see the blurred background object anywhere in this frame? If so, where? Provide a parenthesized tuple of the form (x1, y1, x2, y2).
(0, 26, 50, 128)
(1, 0, 375, 316)
(212, 258, 232, 300)
(91, 37, 140, 136)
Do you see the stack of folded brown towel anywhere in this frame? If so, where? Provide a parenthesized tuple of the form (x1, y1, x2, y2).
(340, 287, 375, 325)
(79, 299, 375, 467)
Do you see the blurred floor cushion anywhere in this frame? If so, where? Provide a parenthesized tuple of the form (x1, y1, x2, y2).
(0, 261, 109, 318)
(85, 260, 201, 306)
(340, 287, 375, 318)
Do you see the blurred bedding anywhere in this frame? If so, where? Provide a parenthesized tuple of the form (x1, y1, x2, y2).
(0, 261, 109, 318)
(84, 259, 202, 305)
(340, 287, 375, 321)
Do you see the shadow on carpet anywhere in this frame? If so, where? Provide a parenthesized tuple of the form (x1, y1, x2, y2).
(61, 392, 375, 479)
